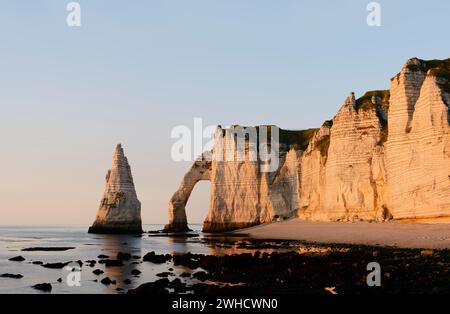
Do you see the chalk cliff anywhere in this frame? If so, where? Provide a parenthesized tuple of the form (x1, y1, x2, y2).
(385, 58, 450, 220)
(89, 144, 143, 234)
(167, 57, 450, 232)
(165, 127, 310, 232)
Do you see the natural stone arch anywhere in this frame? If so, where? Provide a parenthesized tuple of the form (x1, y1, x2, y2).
(164, 157, 212, 232)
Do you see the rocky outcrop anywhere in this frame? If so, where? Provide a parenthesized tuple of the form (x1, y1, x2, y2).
(168, 57, 450, 232)
(89, 144, 143, 234)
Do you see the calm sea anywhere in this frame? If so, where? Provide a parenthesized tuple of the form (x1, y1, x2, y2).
(0, 224, 250, 294)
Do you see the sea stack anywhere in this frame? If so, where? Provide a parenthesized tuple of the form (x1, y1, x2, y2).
(88, 144, 143, 234)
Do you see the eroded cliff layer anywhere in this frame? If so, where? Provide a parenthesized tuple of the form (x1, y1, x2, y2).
(167, 57, 450, 232)
(89, 144, 143, 234)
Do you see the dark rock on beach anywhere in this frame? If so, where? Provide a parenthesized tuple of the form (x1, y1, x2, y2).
(32, 261, 43, 265)
(93, 269, 104, 276)
(156, 272, 173, 278)
(98, 259, 123, 267)
(41, 262, 71, 269)
(168, 278, 182, 287)
(193, 271, 208, 282)
(85, 260, 96, 267)
(130, 240, 450, 295)
(172, 252, 204, 269)
(117, 252, 132, 261)
(131, 269, 141, 276)
(32, 283, 52, 292)
(98, 254, 109, 259)
(22, 247, 75, 252)
(1, 273, 23, 279)
(100, 277, 116, 285)
(168, 278, 187, 293)
(143, 251, 172, 264)
(9, 256, 25, 262)
(104, 260, 123, 267)
(127, 279, 169, 295)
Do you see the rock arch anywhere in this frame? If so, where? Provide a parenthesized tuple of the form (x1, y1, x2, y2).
(164, 157, 212, 232)
(165, 126, 307, 233)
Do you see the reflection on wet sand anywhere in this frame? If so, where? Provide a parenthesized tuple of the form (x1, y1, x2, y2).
(97, 234, 143, 288)
(167, 236, 188, 253)
(167, 236, 195, 278)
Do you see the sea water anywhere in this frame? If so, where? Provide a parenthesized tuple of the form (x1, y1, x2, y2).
(0, 224, 237, 294)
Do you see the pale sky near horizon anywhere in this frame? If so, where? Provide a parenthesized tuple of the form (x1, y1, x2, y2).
(0, 0, 449, 225)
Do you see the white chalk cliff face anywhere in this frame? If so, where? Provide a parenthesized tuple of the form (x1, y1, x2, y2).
(167, 57, 450, 232)
(300, 92, 389, 221)
(165, 127, 303, 232)
(385, 58, 450, 220)
(89, 144, 143, 234)
(203, 129, 302, 232)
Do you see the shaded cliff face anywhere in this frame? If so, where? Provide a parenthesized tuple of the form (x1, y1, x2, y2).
(168, 57, 450, 232)
(89, 144, 143, 234)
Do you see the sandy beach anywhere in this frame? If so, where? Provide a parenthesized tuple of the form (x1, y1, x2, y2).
(233, 219, 450, 249)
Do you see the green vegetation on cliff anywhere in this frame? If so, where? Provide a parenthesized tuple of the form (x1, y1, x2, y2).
(353, 90, 390, 145)
(280, 128, 318, 151)
(426, 59, 450, 94)
(405, 58, 450, 93)
(315, 134, 330, 157)
(407, 58, 450, 74)
(354, 90, 390, 112)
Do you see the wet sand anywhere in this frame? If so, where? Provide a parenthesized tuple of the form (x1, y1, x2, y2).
(233, 218, 450, 249)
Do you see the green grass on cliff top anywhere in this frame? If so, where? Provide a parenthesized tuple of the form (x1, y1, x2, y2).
(279, 128, 318, 151)
(405, 58, 450, 93)
(354, 90, 390, 112)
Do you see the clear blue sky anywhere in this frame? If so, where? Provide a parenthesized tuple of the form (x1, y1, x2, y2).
(0, 0, 449, 225)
